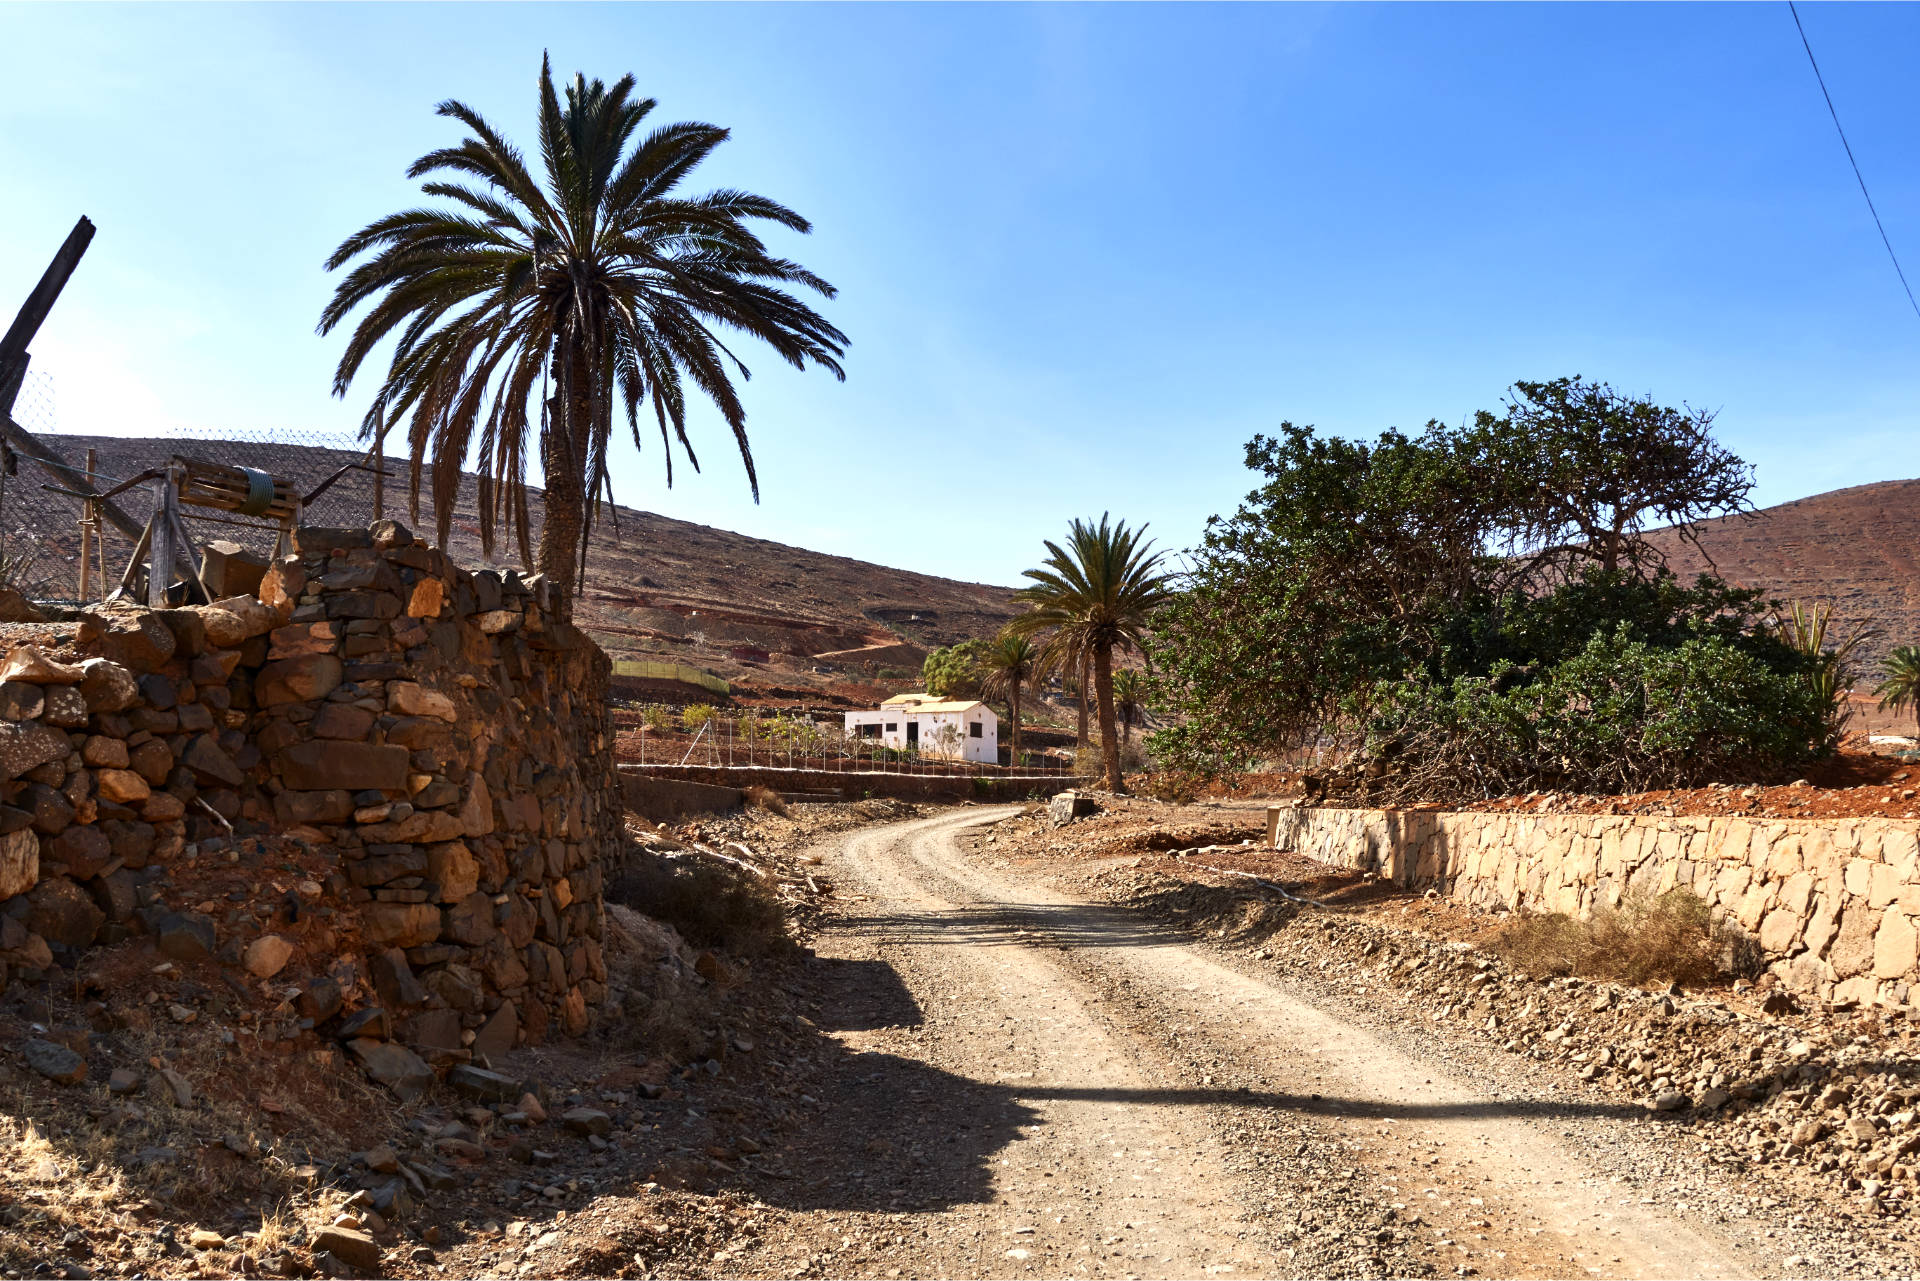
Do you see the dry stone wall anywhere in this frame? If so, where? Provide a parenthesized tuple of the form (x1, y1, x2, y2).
(1272, 804, 1920, 1008)
(0, 520, 617, 1065)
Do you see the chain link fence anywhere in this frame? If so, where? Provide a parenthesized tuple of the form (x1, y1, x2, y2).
(1, 370, 431, 603)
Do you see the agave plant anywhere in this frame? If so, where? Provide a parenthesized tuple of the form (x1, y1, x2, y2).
(1774, 601, 1881, 743)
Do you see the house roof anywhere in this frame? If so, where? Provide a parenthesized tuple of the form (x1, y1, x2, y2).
(880, 693, 937, 706)
(876, 693, 988, 715)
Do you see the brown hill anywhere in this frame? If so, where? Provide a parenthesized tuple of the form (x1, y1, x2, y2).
(1646, 478, 1920, 667)
(5, 435, 1019, 703)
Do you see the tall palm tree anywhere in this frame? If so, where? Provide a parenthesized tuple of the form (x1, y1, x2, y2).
(1112, 667, 1146, 743)
(1010, 514, 1175, 792)
(980, 632, 1038, 767)
(1879, 645, 1920, 734)
(319, 56, 847, 620)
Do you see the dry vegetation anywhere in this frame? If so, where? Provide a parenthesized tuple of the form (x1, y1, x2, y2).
(1491, 888, 1768, 988)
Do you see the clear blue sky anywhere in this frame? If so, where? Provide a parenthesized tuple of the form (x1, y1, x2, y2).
(3, 3, 1916, 588)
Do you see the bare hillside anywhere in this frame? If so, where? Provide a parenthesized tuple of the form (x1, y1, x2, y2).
(1646, 478, 1920, 665)
(5, 435, 1018, 701)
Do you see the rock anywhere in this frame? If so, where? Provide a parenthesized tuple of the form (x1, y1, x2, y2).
(1048, 790, 1099, 826)
(245, 934, 297, 979)
(1697, 1087, 1732, 1111)
(107, 1068, 141, 1095)
(362, 902, 441, 948)
(448, 1064, 521, 1102)
(310, 1226, 383, 1273)
(313, 703, 377, 741)
(1792, 1119, 1827, 1146)
(41, 685, 87, 727)
(154, 911, 218, 962)
(1, 644, 84, 685)
(457, 772, 494, 838)
(348, 1038, 432, 1102)
(51, 825, 112, 879)
(196, 596, 276, 647)
(189, 1229, 226, 1251)
(389, 682, 457, 723)
(561, 1107, 611, 1136)
(0, 720, 77, 780)
(77, 658, 139, 713)
(27, 877, 104, 948)
(404, 1009, 463, 1052)
(298, 977, 344, 1022)
(181, 735, 245, 787)
(362, 1144, 400, 1173)
(1652, 1092, 1690, 1112)
(97, 612, 176, 673)
(407, 578, 446, 619)
(0, 681, 43, 720)
(95, 768, 152, 804)
(128, 739, 173, 785)
(254, 654, 344, 707)
(517, 1091, 548, 1123)
(1848, 1115, 1880, 1142)
(338, 1007, 391, 1041)
(427, 841, 478, 903)
(370, 948, 429, 1008)
(277, 741, 411, 791)
(0, 826, 37, 899)
(158, 1067, 194, 1107)
(1761, 990, 1800, 1016)
(81, 735, 129, 769)
(21, 1037, 86, 1084)
(473, 1001, 518, 1059)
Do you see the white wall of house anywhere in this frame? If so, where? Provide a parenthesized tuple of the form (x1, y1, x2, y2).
(844, 702, 999, 764)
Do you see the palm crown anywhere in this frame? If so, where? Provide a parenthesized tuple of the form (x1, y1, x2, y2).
(1879, 645, 1920, 733)
(319, 55, 847, 612)
(1010, 514, 1175, 790)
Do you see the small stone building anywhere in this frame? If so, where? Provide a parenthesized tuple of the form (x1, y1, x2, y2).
(844, 693, 998, 764)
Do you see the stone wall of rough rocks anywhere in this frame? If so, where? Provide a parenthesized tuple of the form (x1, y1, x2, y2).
(1271, 804, 1920, 1008)
(0, 520, 617, 1064)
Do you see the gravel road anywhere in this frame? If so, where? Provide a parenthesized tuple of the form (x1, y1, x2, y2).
(704, 804, 1803, 1281)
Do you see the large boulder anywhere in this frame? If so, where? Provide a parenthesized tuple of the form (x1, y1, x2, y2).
(0, 721, 74, 780)
(26, 876, 104, 948)
(78, 658, 139, 713)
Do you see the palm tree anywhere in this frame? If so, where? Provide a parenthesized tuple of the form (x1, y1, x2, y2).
(980, 632, 1038, 767)
(1112, 667, 1146, 743)
(1010, 514, 1175, 792)
(1879, 645, 1920, 734)
(319, 56, 847, 620)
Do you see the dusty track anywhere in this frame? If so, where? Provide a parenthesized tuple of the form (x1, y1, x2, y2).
(720, 806, 1785, 1280)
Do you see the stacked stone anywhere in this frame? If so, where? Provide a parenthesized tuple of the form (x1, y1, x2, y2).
(1274, 804, 1920, 1008)
(0, 601, 271, 987)
(0, 520, 619, 1070)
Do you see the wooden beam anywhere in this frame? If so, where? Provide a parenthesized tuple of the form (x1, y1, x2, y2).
(0, 216, 95, 375)
(1, 412, 146, 541)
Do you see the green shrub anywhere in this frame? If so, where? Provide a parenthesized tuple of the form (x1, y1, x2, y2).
(1365, 625, 1827, 801)
(681, 704, 715, 732)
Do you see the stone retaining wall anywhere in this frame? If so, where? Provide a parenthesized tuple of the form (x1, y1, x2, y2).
(621, 762, 1086, 806)
(0, 520, 617, 1062)
(1270, 804, 1920, 1008)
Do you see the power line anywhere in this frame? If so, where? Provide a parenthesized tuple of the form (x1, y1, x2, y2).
(1787, 1, 1920, 323)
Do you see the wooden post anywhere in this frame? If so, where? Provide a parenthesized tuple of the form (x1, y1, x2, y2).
(78, 448, 95, 602)
(373, 431, 384, 520)
(148, 476, 173, 608)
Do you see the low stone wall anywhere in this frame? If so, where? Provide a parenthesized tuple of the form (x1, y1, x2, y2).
(1270, 804, 1920, 1008)
(621, 762, 1085, 806)
(0, 520, 617, 1062)
(620, 773, 744, 820)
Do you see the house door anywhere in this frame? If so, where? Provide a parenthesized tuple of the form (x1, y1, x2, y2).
(905, 721, 918, 747)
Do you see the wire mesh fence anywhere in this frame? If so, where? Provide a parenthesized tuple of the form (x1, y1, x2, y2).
(0, 370, 445, 603)
(611, 701, 1077, 777)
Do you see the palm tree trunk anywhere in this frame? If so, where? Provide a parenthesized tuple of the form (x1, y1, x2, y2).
(1075, 653, 1089, 748)
(1010, 682, 1022, 767)
(539, 345, 593, 623)
(1093, 643, 1123, 792)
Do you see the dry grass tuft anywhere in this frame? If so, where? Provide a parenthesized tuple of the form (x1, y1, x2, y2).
(609, 849, 788, 955)
(742, 784, 790, 817)
(1493, 888, 1763, 987)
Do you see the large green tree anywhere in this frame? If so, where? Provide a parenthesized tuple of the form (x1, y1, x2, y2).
(1010, 515, 1174, 792)
(320, 56, 847, 618)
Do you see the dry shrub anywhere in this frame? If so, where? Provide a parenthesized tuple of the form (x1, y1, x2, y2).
(1493, 888, 1762, 987)
(608, 850, 787, 955)
(1139, 771, 1204, 804)
(742, 784, 789, 816)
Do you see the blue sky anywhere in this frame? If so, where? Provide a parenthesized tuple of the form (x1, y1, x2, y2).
(2, 3, 1916, 588)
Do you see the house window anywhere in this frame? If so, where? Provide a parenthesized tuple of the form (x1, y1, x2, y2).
(885, 723, 898, 733)
(969, 722, 983, 738)
(860, 724, 882, 738)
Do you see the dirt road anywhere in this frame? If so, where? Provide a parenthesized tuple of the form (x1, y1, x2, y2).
(716, 805, 1784, 1280)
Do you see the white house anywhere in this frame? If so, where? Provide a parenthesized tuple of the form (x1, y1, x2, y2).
(844, 693, 999, 764)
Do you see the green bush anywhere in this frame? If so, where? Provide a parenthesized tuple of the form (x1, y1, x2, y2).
(1365, 625, 1827, 801)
